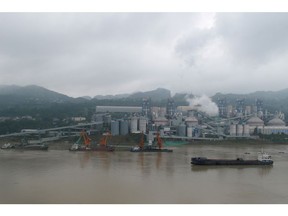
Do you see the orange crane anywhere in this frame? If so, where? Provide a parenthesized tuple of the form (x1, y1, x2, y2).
(139, 132, 145, 149)
(81, 130, 91, 147)
(156, 132, 163, 149)
(74, 130, 91, 148)
(99, 132, 112, 146)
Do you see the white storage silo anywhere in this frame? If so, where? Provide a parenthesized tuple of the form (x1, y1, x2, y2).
(130, 117, 138, 133)
(111, 120, 120, 136)
(120, 120, 129, 135)
(178, 124, 186, 137)
(236, 124, 243, 136)
(139, 117, 147, 133)
(187, 127, 193, 137)
(243, 124, 250, 136)
(230, 124, 237, 136)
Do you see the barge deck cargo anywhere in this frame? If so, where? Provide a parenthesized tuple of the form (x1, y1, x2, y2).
(191, 152, 273, 165)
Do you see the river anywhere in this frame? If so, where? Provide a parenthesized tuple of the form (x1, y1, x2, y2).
(1, 143, 288, 204)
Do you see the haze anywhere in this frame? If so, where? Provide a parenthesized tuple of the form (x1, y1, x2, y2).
(1, 13, 288, 97)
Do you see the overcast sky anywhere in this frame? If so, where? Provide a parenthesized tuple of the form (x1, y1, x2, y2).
(1, 13, 288, 97)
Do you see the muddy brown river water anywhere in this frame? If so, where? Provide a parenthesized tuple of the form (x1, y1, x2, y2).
(1, 143, 288, 204)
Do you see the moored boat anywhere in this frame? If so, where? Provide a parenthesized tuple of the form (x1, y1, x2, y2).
(191, 152, 273, 165)
(1, 143, 48, 150)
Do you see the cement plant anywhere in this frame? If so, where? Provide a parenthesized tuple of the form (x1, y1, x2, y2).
(91, 96, 288, 144)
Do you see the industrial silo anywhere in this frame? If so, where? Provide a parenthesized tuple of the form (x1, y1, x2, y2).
(139, 117, 147, 133)
(130, 116, 138, 133)
(120, 120, 129, 135)
(111, 120, 120, 136)
(236, 124, 243, 136)
(178, 124, 186, 137)
(187, 127, 193, 137)
(230, 124, 237, 136)
(243, 124, 250, 136)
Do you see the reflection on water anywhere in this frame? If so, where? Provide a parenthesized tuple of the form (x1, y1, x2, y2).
(1, 144, 288, 204)
(191, 165, 273, 176)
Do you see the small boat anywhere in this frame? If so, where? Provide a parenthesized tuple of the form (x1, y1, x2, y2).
(69, 131, 115, 152)
(1, 143, 48, 150)
(130, 132, 173, 153)
(191, 151, 273, 166)
(1, 143, 16, 149)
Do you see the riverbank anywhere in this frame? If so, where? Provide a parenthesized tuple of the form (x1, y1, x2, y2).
(1, 134, 286, 151)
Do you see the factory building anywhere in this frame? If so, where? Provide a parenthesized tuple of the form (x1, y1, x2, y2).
(258, 116, 288, 135)
(258, 126, 288, 135)
(154, 116, 169, 127)
(185, 111, 198, 127)
(217, 98, 227, 117)
(142, 98, 151, 117)
(92, 96, 288, 140)
(166, 98, 176, 118)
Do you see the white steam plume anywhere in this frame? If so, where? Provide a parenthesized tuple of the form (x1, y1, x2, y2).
(186, 95, 219, 116)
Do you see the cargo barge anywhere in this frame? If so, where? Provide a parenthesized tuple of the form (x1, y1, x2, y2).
(191, 152, 273, 165)
(69, 131, 115, 152)
(130, 132, 173, 153)
(1, 143, 48, 150)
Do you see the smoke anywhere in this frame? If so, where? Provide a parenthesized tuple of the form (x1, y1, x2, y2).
(186, 95, 219, 116)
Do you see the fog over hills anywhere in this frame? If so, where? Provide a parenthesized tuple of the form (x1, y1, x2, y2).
(2, 84, 288, 100)
(0, 85, 73, 102)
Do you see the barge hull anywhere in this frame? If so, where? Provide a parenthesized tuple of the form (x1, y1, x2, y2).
(130, 149, 173, 152)
(191, 158, 273, 165)
(69, 146, 115, 152)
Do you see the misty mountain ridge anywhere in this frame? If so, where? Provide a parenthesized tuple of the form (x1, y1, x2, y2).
(0, 85, 74, 104)
(2, 84, 288, 105)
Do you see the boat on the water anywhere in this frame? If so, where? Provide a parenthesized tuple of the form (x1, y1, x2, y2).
(191, 152, 273, 166)
(130, 132, 173, 153)
(1, 143, 48, 150)
(69, 131, 115, 152)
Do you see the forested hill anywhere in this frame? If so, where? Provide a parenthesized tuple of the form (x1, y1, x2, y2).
(212, 88, 288, 116)
(1, 84, 288, 117)
(0, 85, 75, 104)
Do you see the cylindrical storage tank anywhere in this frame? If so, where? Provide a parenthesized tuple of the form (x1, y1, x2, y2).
(230, 124, 237, 136)
(236, 124, 243, 136)
(111, 120, 119, 136)
(120, 120, 129, 135)
(130, 117, 138, 133)
(178, 124, 186, 137)
(187, 127, 193, 137)
(243, 124, 250, 136)
(139, 117, 147, 133)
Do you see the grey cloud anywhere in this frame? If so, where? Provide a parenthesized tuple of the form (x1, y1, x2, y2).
(1, 13, 288, 97)
(175, 29, 216, 65)
(215, 13, 288, 65)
